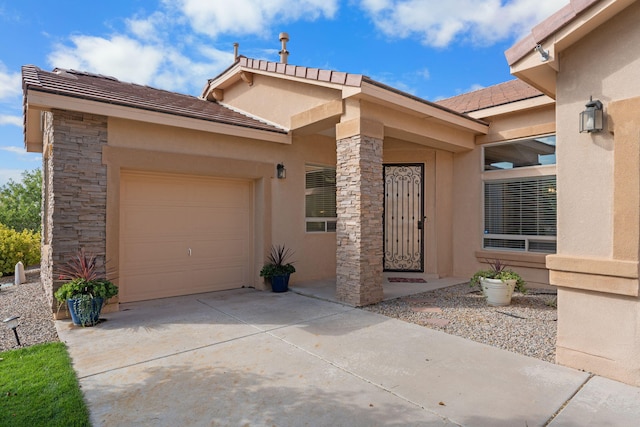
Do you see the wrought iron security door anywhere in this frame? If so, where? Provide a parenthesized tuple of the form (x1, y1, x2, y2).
(383, 164, 425, 272)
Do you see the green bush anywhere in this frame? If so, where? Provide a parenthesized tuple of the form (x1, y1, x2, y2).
(0, 222, 40, 275)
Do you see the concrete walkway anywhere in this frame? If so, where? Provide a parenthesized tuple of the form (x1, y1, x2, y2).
(56, 289, 640, 426)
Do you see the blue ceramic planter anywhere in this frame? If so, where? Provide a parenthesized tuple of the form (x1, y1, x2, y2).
(67, 297, 104, 326)
(271, 274, 290, 293)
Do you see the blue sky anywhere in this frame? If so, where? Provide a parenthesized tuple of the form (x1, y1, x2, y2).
(0, 0, 567, 186)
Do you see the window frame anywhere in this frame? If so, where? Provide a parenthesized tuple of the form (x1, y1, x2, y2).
(481, 135, 557, 254)
(305, 163, 337, 234)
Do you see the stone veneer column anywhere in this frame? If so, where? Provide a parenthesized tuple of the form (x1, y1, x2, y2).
(335, 119, 384, 306)
(40, 110, 108, 313)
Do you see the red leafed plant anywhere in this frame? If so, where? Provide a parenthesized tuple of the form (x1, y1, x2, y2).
(57, 248, 101, 282)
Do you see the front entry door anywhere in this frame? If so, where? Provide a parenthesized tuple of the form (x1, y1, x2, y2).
(383, 164, 425, 272)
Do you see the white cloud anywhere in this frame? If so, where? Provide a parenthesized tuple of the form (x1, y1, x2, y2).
(0, 115, 22, 127)
(0, 169, 27, 187)
(0, 146, 39, 161)
(126, 12, 170, 43)
(47, 6, 236, 95)
(48, 35, 165, 85)
(0, 63, 21, 100)
(359, 0, 567, 47)
(170, 0, 339, 38)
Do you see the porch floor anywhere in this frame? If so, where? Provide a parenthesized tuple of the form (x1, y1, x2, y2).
(290, 273, 468, 305)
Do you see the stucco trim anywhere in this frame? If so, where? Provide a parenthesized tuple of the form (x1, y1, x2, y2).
(26, 90, 291, 144)
(476, 122, 556, 145)
(550, 270, 639, 296)
(102, 145, 275, 294)
(547, 254, 639, 296)
(336, 118, 384, 140)
(290, 100, 343, 134)
(475, 250, 548, 269)
(610, 96, 640, 261)
(467, 95, 554, 120)
(547, 255, 638, 278)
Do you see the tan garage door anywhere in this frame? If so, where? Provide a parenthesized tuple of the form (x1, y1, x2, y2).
(119, 171, 253, 302)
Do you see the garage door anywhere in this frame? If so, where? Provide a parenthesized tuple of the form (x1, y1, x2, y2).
(119, 171, 253, 302)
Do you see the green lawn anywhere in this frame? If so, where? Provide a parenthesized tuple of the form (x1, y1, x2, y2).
(0, 342, 91, 427)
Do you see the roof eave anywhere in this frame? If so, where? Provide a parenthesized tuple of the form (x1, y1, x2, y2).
(506, 0, 636, 97)
(25, 88, 291, 145)
(356, 80, 489, 134)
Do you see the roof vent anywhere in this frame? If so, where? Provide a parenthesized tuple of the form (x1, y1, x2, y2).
(53, 69, 78, 80)
(233, 42, 239, 61)
(279, 32, 289, 64)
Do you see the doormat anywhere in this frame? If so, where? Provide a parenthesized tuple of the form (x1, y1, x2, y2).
(388, 277, 427, 283)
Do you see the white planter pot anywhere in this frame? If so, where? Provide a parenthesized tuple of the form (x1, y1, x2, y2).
(480, 278, 516, 306)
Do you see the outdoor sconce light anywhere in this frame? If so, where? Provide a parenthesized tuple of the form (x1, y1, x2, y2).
(277, 163, 286, 179)
(579, 96, 604, 133)
(3, 315, 21, 346)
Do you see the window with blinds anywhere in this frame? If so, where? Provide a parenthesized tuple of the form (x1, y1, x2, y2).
(483, 176, 557, 253)
(305, 164, 337, 233)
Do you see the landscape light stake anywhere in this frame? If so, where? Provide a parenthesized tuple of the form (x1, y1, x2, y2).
(3, 315, 21, 346)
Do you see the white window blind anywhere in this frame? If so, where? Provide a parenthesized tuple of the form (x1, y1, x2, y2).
(305, 164, 337, 233)
(484, 176, 557, 253)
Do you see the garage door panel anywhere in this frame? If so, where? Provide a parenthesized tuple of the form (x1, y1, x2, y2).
(190, 182, 251, 207)
(188, 208, 250, 231)
(190, 265, 248, 290)
(122, 207, 187, 237)
(122, 176, 188, 204)
(189, 238, 247, 261)
(121, 242, 188, 263)
(120, 171, 253, 302)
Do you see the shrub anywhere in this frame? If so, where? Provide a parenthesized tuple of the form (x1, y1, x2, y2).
(0, 223, 40, 275)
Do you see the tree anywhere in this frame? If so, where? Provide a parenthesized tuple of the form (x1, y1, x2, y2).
(0, 168, 42, 232)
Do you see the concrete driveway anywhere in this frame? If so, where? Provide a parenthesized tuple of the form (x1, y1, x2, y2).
(56, 288, 640, 426)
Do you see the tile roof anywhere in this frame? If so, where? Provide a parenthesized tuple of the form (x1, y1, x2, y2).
(22, 65, 286, 134)
(229, 57, 364, 87)
(434, 80, 545, 114)
(226, 56, 487, 125)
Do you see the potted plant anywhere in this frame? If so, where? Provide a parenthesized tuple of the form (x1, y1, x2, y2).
(259, 245, 296, 292)
(470, 259, 525, 306)
(54, 249, 118, 326)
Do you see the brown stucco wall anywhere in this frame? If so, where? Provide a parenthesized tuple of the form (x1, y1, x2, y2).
(551, 1, 640, 386)
(106, 117, 339, 288)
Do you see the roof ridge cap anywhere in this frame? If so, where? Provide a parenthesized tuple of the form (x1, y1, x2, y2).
(239, 56, 364, 87)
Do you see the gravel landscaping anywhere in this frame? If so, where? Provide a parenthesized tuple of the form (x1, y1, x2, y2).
(2, 269, 557, 363)
(0, 268, 59, 352)
(364, 283, 558, 363)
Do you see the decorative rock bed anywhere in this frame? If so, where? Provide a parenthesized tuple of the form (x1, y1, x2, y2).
(364, 283, 558, 363)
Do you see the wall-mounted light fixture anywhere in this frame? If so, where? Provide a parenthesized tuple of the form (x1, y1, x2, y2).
(534, 44, 550, 62)
(277, 163, 286, 179)
(579, 96, 604, 133)
(3, 315, 21, 346)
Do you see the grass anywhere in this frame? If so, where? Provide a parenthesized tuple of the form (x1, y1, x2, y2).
(0, 342, 91, 427)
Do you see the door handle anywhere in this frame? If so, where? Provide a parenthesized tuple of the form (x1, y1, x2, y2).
(417, 216, 427, 230)
(188, 248, 192, 256)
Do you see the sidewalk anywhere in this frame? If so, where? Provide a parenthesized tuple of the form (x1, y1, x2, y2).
(56, 288, 640, 426)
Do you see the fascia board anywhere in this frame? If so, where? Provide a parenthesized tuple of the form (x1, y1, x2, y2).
(509, 0, 636, 89)
(26, 90, 291, 145)
(468, 95, 555, 120)
(358, 81, 489, 134)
